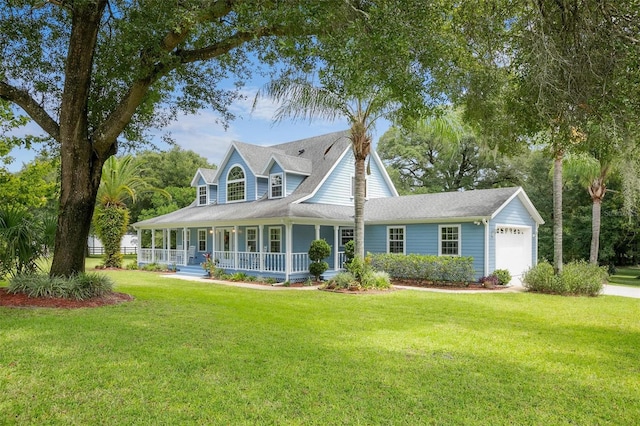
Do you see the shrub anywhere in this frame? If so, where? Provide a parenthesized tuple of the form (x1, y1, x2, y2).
(141, 263, 168, 272)
(8, 273, 114, 300)
(323, 271, 356, 290)
(493, 269, 512, 285)
(561, 261, 606, 297)
(522, 261, 558, 293)
(308, 239, 331, 281)
(523, 260, 606, 296)
(369, 253, 475, 283)
(479, 275, 499, 288)
(343, 240, 355, 267)
(125, 261, 138, 270)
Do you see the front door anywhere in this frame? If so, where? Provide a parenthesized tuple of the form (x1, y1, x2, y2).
(217, 228, 235, 267)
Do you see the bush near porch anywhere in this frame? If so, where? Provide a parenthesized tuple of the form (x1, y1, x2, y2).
(369, 253, 476, 284)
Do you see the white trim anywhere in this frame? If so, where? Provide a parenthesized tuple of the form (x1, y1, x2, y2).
(268, 226, 282, 253)
(483, 219, 489, 277)
(295, 145, 351, 204)
(387, 225, 406, 254)
(370, 150, 399, 197)
(246, 227, 258, 252)
(226, 163, 247, 203)
(340, 227, 354, 247)
(212, 143, 258, 183)
(197, 228, 208, 252)
(438, 224, 461, 256)
(197, 185, 208, 206)
(491, 187, 545, 225)
(269, 172, 284, 199)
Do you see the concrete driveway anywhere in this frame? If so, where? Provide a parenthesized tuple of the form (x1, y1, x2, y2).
(602, 284, 640, 299)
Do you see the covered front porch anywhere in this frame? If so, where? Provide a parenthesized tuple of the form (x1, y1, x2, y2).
(136, 222, 351, 282)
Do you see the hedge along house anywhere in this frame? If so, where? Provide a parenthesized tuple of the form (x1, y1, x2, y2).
(132, 130, 544, 282)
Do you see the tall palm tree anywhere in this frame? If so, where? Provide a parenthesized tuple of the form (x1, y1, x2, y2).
(260, 80, 396, 261)
(94, 155, 169, 268)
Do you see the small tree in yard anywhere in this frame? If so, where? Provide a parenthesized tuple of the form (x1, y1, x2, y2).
(308, 239, 331, 281)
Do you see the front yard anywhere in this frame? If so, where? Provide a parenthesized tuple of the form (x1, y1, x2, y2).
(1, 267, 639, 424)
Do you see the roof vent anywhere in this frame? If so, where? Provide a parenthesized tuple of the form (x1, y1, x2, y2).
(298, 149, 305, 155)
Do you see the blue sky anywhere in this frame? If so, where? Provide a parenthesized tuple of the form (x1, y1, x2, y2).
(5, 84, 391, 172)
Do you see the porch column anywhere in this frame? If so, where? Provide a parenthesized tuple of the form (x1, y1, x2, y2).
(233, 225, 239, 268)
(136, 228, 141, 260)
(334, 225, 339, 270)
(183, 227, 188, 266)
(211, 226, 216, 254)
(151, 229, 156, 263)
(315, 224, 320, 240)
(285, 222, 293, 281)
(259, 225, 264, 272)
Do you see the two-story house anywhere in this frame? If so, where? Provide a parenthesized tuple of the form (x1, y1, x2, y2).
(133, 130, 544, 282)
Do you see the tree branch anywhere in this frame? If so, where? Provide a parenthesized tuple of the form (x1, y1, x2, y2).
(0, 81, 60, 142)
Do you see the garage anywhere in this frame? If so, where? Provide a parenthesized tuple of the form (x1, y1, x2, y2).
(495, 225, 532, 278)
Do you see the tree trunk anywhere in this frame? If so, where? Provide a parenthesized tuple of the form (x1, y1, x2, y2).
(49, 2, 111, 278)
(553, 149, 563, 274)
(588, 178, 606, 265)
(354, 155, 366, 261)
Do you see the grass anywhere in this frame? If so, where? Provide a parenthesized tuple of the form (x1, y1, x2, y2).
(608, 266, 640, 288)
(1, 267, 640, 424)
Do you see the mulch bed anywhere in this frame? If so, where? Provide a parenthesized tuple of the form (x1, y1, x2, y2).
(0, 288, 134, 309)
(391, 279, 508, 291)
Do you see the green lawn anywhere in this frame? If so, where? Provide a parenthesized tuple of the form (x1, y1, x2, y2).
(2, 268, 640, 425)
(609, 266, 640, 288)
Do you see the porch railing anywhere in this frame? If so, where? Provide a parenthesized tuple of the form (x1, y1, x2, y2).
(139, 249, 347, 273)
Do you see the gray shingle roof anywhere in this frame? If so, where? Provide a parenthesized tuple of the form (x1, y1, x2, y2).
(134, 184, 541, 228)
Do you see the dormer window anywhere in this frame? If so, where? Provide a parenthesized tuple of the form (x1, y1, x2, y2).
(227, 165, 246, 202)
(270, 173, 283, 198)
(198, 185, 207, 206)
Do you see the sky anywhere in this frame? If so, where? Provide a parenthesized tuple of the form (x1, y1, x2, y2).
(5, 84, 391, 173)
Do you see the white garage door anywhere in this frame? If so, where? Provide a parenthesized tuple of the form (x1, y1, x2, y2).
(495, 226, 532, 278)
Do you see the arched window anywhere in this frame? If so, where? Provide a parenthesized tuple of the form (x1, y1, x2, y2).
(227, 165, 245, 202)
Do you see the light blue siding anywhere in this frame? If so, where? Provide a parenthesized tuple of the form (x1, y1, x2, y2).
(218, 150, 256, 203)
(208, 185, 217, 204)
(286, 174, 305, 196)
(292, 225, 315, 253)
(489, 196, 538, 273)
(309, 149, 395, 205)
(365, 222, 485, 279)
(196, 176, 206, 186)
(257, 177, 268, 198)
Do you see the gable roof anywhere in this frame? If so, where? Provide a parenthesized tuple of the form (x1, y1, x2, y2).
(190, 168, 217, 187)
(364, 186, 543, 224)
(262, 153, 313, 176)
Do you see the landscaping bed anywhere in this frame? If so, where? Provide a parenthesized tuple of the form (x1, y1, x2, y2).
(0, 287, 133, 308)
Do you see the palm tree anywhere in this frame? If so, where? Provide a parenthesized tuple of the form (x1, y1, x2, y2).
(94, 155, 169, 268)
(260, 80, 396, 261)
(0, 207, 45, 277)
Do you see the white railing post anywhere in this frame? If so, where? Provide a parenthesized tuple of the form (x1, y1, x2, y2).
(334, 225, 339, 271)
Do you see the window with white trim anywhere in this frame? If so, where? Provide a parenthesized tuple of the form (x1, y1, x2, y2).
(198, 185, 207, 205)
(198, 229, 207, 252)
(340, 228, 354, 246)
(246, 228, 257, 252)
(439, 225, 460, 256)
(269, 227, 281, 253)
(388, 227, 405, 254)
(270, 173, 283, 198)
(227, 166, 245, 202)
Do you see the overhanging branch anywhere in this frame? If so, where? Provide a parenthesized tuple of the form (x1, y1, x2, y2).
(0, 81, 60, 142)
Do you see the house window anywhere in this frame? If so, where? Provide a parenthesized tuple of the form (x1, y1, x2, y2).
(351, 176, 367, 198)
(227, 165, 245, 202)
(198, 229, 207, 252)
(388, 226, 405, 254)
(198, 186, 207, 205)
(246, 228, 257, 252)
(439, 225, 460, 256)
(269, 227, 281, 253)
(270, 173, 283, 198)
(341, 228, 354, 246)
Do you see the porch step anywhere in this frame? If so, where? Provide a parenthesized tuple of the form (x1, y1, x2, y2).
(176, 265, 208, 278)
